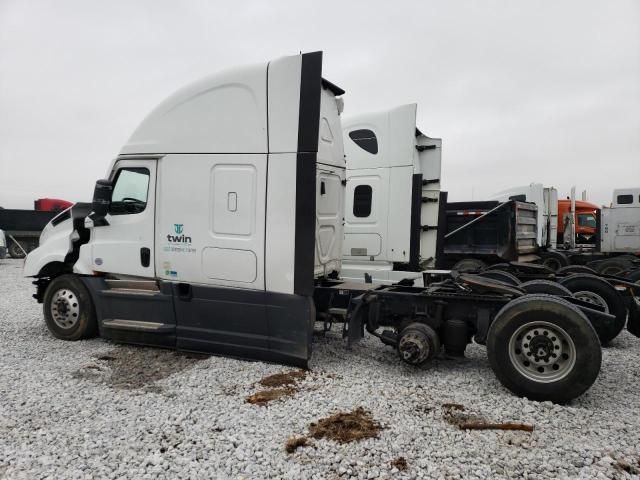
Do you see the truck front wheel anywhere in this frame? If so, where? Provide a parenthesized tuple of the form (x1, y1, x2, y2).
(487, 294, 601, 403)
(43, 275, 97, 341)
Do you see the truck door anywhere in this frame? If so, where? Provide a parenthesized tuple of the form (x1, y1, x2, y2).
(90, 158, 156, 278)
(343, 168, 390, 260)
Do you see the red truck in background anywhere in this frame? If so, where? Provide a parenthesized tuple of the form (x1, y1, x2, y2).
(557, 198, 599, 246)
(33, 198, 74, 212)
(0, 198, 74, 258)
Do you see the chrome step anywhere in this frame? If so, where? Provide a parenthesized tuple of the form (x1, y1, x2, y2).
(104, 279, 159, 292)
(102, 288, 159, 297)
(102, 319, 174, 333)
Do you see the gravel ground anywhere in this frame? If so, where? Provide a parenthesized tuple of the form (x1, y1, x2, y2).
(1, 257, 640, 479)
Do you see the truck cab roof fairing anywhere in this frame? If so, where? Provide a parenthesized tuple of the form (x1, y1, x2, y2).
(121, 63, 269, 155)
(121, 53, 345, 157)
(343, 104, 440, 170)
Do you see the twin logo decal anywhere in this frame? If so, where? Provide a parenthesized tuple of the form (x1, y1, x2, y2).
(164, 223, 196, 254)
(167, 223, 192, 244)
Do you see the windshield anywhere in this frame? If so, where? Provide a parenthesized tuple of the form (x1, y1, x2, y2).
(577, 213, 597, 228)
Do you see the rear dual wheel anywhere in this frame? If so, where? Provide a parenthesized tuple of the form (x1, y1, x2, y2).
(540, 251, 570, 272)
(559, 274, 626, 344)
(487, 295, 601, 403)
(595, 257, 634, 276)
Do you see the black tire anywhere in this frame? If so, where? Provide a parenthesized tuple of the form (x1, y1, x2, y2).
(43, 275, 97, 341)
(520, 280, 572, 296)
(397, 323, 441, 365)
(452, 258, 486, 273)
(627, 269, 640, 285)
(540, 251, 570, 271)
(8, 240, 26, 259)
(478, 270, 521, 286)
(557, 265, 597, 275)
(558, 274, 626, 343)
(484, 263, 511, 272)
(594, 257, 632, 276)
(487, 294, 601, 403)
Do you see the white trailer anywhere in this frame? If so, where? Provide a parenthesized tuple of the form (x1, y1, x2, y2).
(340, 104, 441, 285)
(602, 189, 640, 254)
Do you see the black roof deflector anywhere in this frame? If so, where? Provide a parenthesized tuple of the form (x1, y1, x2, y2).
(321, 78, 345, 96)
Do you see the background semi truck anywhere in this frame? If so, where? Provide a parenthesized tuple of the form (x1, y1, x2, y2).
(0, 198, 74, 258)
(494, 184, 640, 273)
(340, 104, 539, 283)
(22, 57, 620, 402)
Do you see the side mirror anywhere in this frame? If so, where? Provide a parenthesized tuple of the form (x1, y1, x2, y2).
(90, 179, 112, 226)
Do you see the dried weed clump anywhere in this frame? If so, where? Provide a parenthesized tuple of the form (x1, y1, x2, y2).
(308, 407, 382, 443)
(258, 370, 307, 388)
(245, 387, 296, 406)
(285, 436, 310, 454)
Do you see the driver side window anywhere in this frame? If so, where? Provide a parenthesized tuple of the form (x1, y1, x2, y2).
(110, 167, 150, 215)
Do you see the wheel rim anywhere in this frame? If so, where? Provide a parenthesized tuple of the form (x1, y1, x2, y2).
(573, 291, 609, 313)
(508, 321, 576, 383)
(9, 243, 25, 258)
(50, 288, 80, 329)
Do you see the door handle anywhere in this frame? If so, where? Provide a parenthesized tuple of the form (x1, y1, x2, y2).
(140, 247, 150, 267)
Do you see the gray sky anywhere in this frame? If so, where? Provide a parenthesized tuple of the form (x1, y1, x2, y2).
(1, 0, 639, 209)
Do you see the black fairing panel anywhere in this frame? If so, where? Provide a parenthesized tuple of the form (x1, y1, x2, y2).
(173, 284, 313, 368)
(81, 277, 176, 347)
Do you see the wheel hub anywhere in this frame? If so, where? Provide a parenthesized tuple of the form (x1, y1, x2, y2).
(509, 321, 576, 383)
(398, 333, 430, 365)
(50, 289, 80, 329)
(574, 291, 609, 313)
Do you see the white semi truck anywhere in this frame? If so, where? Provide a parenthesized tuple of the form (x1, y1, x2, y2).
(340, 104, 539, 283)
(24, 53, 619, 402)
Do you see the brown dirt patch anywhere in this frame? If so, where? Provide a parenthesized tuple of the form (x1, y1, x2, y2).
(258, 370, 306, 388)
(246, 387, 296, 406)
(391, 457, 408, 471)
(308, 407, 382, 443)
(442, 404, 533, 432)
(72, 347, 208, 392)
(285, 436, 310, 453)
(613, 456, 640, 475)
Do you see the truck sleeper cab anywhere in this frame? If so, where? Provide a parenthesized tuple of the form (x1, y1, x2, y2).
(340, 104, 442, 285)
(25, 52, 345, 367)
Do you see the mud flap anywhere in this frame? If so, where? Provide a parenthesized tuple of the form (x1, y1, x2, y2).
(346, 294, 368, 347)
(626, 295, 640, 337)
